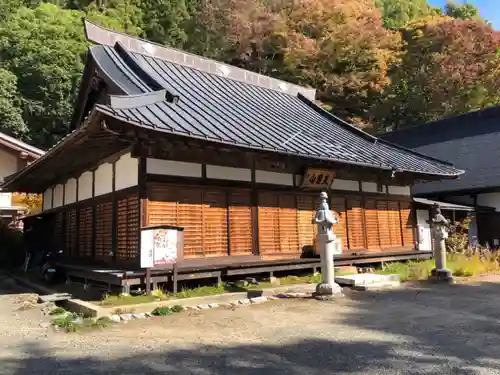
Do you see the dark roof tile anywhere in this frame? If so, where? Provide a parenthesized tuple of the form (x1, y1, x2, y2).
(92, 43, 462, 178)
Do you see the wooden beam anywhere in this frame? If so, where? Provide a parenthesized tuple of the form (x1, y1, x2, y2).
(91, 170, 96, 260)
(251, 157, 259, 256)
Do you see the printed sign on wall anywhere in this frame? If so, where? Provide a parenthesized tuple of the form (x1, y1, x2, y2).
(300, 168, 336, 189)
(141, 227, 178, 268)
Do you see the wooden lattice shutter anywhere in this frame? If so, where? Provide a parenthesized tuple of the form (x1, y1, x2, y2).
(279, 194, 299, 253)
(64, 209, 77, 257)
(330, 196, 347, 251)
(148, 183, 177, 226)
(258, 192, 280, 254)
(297, 195, 315, 254)
(399, 201, 415, 247)
(388, 200, 403, 247)
(346, 197, 365, 250)
(202, 190, 228, 257)
(95, 199, 113, 262)
(364, 198, 380, 250)
(116, 193, 140, 262)
(228, 190, 253, 255)
(54, 211, 65, 251)
(376, 200, 391, 248)
(78, 205, 93, 257)
(177, 187, 203, 257)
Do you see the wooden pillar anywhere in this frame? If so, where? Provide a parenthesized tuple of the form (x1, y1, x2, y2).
(91, 170, 96, 260)
(75, 177, 80, 258)
(111, 161, 117, 262)
(251, 158, 259, 256)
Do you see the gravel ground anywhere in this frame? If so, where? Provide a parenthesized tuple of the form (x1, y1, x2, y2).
(2, 272, 500, 375)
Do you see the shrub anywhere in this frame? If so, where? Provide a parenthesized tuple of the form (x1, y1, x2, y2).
(151, 305, 184, 316)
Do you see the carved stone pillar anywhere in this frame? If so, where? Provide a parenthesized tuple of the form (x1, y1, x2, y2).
(312, 191, 343, 299)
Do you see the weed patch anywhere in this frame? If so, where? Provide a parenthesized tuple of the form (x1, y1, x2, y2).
(151, 304, 184, 316)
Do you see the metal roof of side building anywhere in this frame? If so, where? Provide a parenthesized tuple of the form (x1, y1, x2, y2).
(0, 132, 44, 159)
(380, 105, 500, 195)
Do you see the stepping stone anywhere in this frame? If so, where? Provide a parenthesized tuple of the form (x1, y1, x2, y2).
(110, 315, 121, 323)
(250, 296, 268, 304)
(335, 273, 400, 287)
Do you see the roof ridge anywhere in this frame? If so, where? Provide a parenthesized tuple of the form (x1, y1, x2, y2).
(83, 19, 316, 100)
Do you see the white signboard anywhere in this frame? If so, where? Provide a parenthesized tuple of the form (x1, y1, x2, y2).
(140, 227, 178, 268)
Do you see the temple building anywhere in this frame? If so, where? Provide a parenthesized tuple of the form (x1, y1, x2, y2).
(1, 21, 463, 289)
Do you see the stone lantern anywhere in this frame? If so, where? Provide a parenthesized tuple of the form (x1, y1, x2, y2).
(429, 204, 454, 283)
(312, 191, 343, 299)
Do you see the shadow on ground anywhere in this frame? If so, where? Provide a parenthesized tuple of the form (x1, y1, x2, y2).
(338, 280, 500, 373)
(4, 338, 461, 375)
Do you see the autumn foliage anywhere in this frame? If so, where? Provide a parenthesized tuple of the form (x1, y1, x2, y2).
(0, 0, 498, 145)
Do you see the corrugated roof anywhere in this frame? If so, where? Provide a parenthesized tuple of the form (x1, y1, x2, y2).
(92, 43, 463, 177)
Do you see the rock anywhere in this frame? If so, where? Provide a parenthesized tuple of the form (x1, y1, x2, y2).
(250, 296, 268, 304)
(38, 293, 72, 303)
(110, 315, 122, 323)
(275, 294, 289, 299)
(17, 301, 37, 311)
(269, 276, 281, 286)
(120, 314, 133, 321)
(208, 303, 219, 308)
(144, 312, 153, 317)
(39, 322, 51, 329)
(267, 296, 279, 300)
(197, 304, 211, 310)
(238, 299, 251, 305)
(186, 306, 199, 311)
(235, 280, 249, 287)
(72, 317, 84, 325)
(229, 301, 240, 307)
(133, 313, 147, 319)
(245, 277, 258, 284)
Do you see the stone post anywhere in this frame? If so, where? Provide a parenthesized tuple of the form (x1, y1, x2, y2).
(429, 204, 454, 283)
(312, 191, 343, 299)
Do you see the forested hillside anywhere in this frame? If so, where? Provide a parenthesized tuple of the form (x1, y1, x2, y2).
(0, 0, 498, 149)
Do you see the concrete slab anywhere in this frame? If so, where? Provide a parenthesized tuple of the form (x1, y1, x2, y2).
(335, 273, 400, 286)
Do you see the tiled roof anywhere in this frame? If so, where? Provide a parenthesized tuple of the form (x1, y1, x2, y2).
(92, 42, 462, 178)
(0, 132, 44, 158)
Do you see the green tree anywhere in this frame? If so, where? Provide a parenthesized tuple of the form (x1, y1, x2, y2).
(375, 0, 441, 29)
(0, 68, 26, 137)
(0, 3, 139, 148)
(374, 18, 500, 132)
(444, 0, 479, 20)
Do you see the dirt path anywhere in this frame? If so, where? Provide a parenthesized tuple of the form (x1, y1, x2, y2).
(2, 273, 500, 374)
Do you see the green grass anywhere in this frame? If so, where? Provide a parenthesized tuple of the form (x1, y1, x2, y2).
(151, 304, 184, 316)
(99, 273, 327, 307)
(48, 307, 67, 316)
(376, 253, 500, 281)
(52, 313, 114, 333)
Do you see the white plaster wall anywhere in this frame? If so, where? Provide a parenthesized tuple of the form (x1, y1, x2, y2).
(388, 185, 411, 196)
(94, 162, 113, 197)
(331, 179, 359, 191)
(78, 171, 93, 201)
(64, 178, 77, 205)
(255, 170, 294, 186)
(52, 184, 64, 208)
(416, 209, 432, 251)
(477, 193, 500, 211)
(0, 193, 12, 207)
(116, 153, 138, 190)
(206, 165, 251, 181)
(0, 147, 19, 181)
(43, 188, 52, 210)
(361, 182, 378, 193)
(146, 158, 202, 178)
